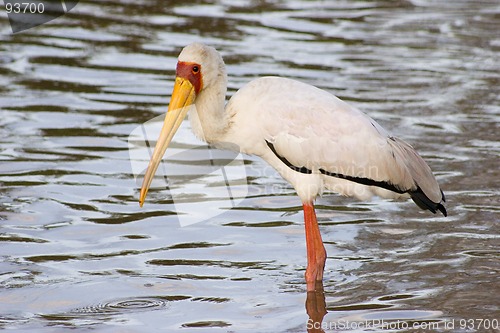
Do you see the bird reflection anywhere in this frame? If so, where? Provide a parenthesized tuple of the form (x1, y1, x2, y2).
(305, 281, 327, 333)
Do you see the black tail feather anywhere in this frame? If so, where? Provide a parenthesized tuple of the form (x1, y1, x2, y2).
(436, 202, 447, 217)
(409, 187, 447, 217)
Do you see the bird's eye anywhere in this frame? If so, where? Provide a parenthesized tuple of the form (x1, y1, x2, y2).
(192, 65, 200, 74)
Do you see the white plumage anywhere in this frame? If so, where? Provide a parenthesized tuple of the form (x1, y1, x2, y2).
(140, 42, 447, 290)
(222, 77, 417, 201)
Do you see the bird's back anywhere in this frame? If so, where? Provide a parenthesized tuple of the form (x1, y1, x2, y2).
(224, 76, 446, 216)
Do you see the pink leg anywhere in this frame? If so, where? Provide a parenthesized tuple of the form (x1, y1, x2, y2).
(303, 202, 327, 291)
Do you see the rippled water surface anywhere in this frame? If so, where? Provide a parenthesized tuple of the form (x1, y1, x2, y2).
(1, 1, 499, 332)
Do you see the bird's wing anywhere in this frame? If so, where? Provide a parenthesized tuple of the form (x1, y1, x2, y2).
(226, 77, 445, 213)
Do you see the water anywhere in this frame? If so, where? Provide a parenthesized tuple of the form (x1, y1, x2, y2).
(1, 1, 499, 332)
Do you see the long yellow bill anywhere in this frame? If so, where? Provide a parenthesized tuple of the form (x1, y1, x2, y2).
(139, 77, 196, 207)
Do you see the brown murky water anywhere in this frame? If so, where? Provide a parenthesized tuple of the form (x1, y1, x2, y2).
(1, 1, 499, 332)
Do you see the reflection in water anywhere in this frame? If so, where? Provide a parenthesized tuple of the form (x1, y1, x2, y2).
(306, 281, 327, 333)
(0, 0, 499, 331)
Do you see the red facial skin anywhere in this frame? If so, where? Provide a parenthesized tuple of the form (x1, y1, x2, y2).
(176, 61, 203, 94)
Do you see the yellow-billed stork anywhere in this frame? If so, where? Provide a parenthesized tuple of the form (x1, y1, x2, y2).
(139, 43, 447, 291)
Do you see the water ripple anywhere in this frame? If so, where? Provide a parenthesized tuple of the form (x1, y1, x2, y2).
(0, 0, 498, 331)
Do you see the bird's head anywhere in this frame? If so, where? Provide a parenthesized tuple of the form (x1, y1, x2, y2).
(139, 43, 223, 207)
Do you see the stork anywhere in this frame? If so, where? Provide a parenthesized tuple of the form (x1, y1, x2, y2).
(139, 43, 447, 291)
